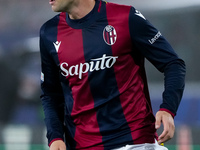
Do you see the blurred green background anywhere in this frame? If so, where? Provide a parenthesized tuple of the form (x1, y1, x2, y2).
(0, 0, 200, 149)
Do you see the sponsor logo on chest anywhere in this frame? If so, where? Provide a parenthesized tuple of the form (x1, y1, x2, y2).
(60, 54, 118, 79)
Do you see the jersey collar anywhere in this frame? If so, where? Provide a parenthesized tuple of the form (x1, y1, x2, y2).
(65, 0, 102, 29)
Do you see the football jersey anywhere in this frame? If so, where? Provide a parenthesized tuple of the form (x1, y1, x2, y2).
(40, 0, 185, 149)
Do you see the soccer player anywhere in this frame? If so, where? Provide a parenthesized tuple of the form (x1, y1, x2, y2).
(39, 0, 186, 150)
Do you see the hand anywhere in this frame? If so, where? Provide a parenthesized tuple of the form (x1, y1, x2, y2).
(155, 111, 175, 145)
(50, 140, 66, 150)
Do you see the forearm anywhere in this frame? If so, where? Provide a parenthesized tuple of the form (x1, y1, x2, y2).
(41, 94, 65, 146)
(160, 59, 186, 116)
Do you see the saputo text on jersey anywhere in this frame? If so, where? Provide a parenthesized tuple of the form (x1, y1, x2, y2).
(60, 54, 118, 79)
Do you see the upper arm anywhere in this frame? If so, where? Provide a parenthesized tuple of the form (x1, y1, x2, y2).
(40, 26, 63, 98)
(129, 7, 180, 72)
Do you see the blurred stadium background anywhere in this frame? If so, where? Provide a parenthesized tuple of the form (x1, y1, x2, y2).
(0, 0, 199, 149)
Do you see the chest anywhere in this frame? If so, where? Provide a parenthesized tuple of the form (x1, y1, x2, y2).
(56, 20, 132, 65)
(46, 17, 135, 82)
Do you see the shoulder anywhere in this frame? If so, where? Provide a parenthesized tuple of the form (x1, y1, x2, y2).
(40, 13, 61, 37)
(104, 1, 146, 21)
(105, 1, 132, 14)
(104, 1, 134, 22)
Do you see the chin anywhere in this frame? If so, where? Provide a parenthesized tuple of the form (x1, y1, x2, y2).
(51, 5, 60, 12)
(52, 8, 62, 12)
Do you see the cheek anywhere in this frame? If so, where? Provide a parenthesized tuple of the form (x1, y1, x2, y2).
(52, 3, 64, 12)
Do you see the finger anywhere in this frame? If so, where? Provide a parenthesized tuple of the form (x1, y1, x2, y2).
(158, 131, 171, 145)
(160, 114, 170, 135)
(158, 118, 174, 144)
(158, 129, 169, 144)
(158, 137, 167, 145)
(155, 113, 162, 129)
(158, 118, 169, 139)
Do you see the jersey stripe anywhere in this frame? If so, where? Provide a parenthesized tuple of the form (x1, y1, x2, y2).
(106, 3, 155, 144)
(57, 12, 104, 149)
(56, 13, 77, 148)
(105, 3, 135, 145)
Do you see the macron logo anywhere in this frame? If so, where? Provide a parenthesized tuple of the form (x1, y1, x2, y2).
(135, 10, 146, 20)
(53, 41, 61, 52)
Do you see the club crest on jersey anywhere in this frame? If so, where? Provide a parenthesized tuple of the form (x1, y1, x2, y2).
(103, 25, 117, 45)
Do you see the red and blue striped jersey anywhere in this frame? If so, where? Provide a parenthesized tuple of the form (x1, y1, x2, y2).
(40, 0, 185, 149)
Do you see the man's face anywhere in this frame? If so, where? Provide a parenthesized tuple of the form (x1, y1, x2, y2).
(49, 0, 74, 12)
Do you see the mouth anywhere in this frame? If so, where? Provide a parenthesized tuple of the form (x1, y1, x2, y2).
(49, 0, 55, 5)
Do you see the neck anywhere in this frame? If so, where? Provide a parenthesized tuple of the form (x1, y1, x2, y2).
(68, 0, 96, 20)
